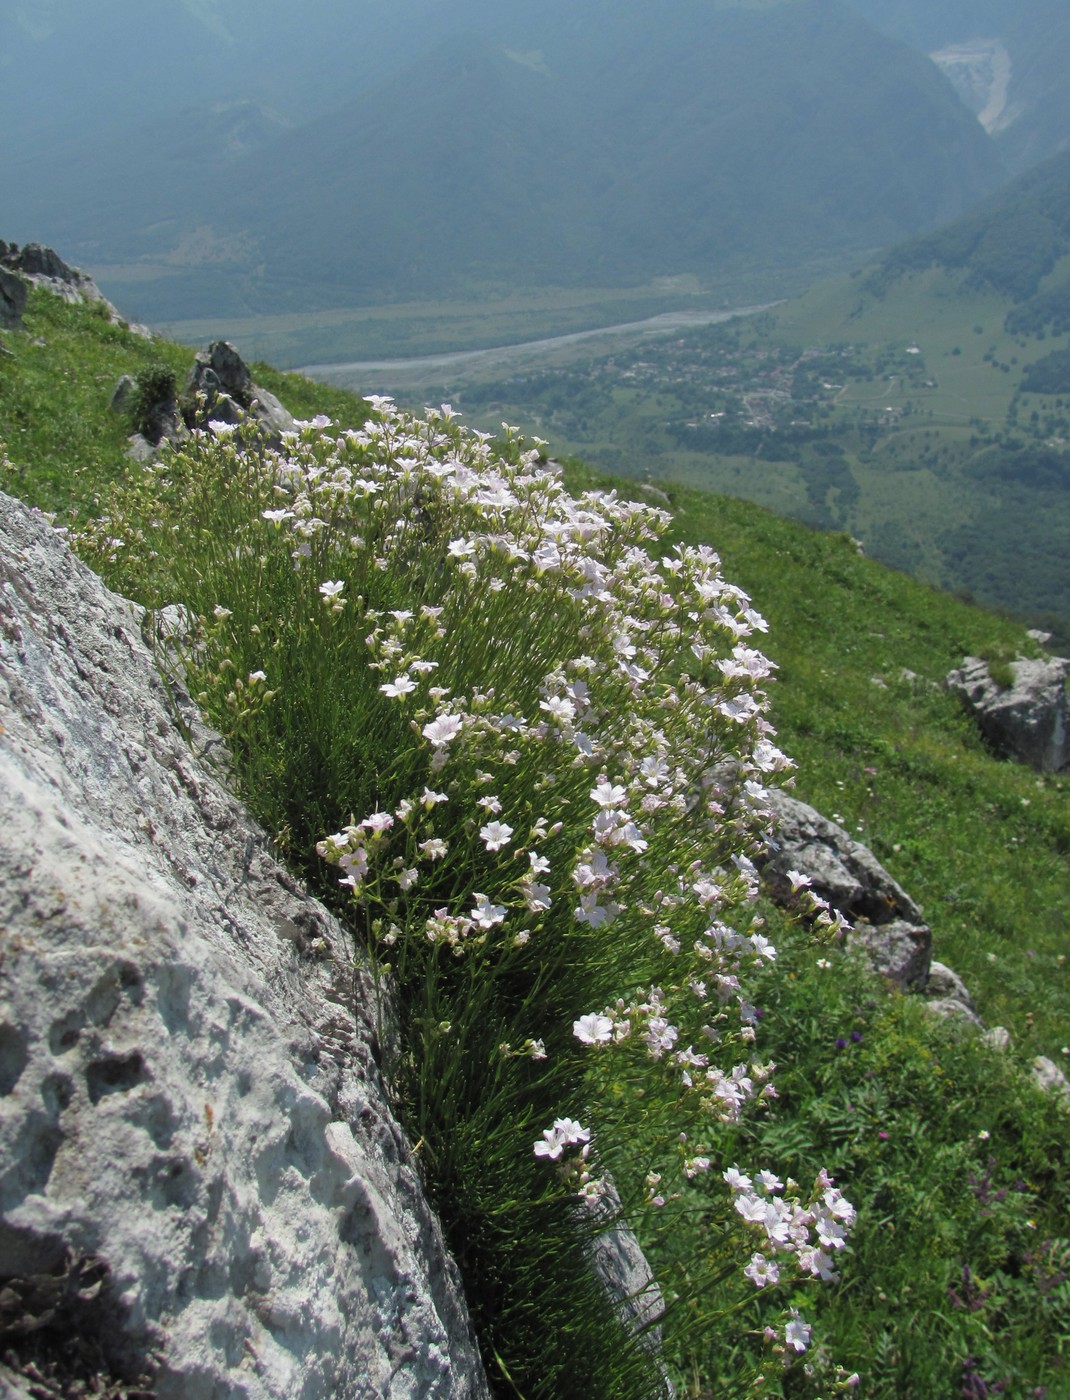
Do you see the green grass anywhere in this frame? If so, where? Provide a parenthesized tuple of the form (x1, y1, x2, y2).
(3, 292, 1069, 1399)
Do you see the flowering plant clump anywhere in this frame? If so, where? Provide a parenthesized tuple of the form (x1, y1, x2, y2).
(82, 399, 853, 1390)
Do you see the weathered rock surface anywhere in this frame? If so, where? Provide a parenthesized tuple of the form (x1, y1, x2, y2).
(0, 268, 28, 328)
(947, 654, 1070, 773)
(1031, 1056, 1070, 1104)
(922, 961, 983, 1027)
(0, 493, 490, 1399)
(0, 241, 125, 323)
(184, 341, 295, 442)
(760, 789, 932, 991)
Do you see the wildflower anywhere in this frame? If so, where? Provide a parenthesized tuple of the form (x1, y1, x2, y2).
(380, 675, 417, 698)
(723, 1166, 752, 1193)
(533, 1117, 591, 1161)
(479, 820, 513, 852)
(744, 1253, 780, 1287)
(319, 579, 345, 599)
(471, 893, 506, 928)
(422, 713, 463, 745)
(419, 838, 448, 861)
(784, 1311, 812, 1354)
(574, 1013, 614, 1045)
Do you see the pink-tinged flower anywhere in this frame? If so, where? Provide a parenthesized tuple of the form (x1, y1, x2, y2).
(361, 811, 394, 834)
(785, 868, 812, 891)
(574, 1013, 614, 1045)
(784, 1311, 812, 1354)
(743, 1253, 780, 1288)
(419, 838, 448, 861)
(523, 881, 552, 913)
(540, 695, 576, 723)
(422, 714, 463, 746)
(723, 1166, 752, 1193)
(479, 820, 513, 852)
(533, 1117, 590, 1161)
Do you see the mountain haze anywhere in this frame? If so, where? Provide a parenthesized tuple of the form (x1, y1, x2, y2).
(2, 0, 1006, 324)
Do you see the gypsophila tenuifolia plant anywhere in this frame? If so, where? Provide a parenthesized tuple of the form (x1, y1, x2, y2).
(81, 400, 855, 1398)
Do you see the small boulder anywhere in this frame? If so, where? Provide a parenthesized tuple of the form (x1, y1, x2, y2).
(847, 918, 932, 993)
(947, 654, 1070, 773)
(1031, 1056, 1070, 1104)
(183, 340, 295, 443)
(762, 790, 924, 925)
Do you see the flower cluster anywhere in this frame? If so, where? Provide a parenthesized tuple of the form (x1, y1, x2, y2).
(98, 397, 854, 1367)
(725, 1165, 856, 1290)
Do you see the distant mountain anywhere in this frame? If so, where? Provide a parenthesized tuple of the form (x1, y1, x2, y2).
(1, 0, 1006, 324)
(844, 0, 1070, 171)
(871, 150, 1070, 323)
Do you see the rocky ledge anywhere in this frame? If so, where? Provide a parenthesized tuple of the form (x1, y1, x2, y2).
(0, 492, 489, 1399)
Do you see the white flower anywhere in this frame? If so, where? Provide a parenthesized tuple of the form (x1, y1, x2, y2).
(533, 1117, 590, 1161)
(523, 881, 552, 913)
(319, 579, 345, 598)
(591, 780, 627, 808)
(723, 1166, 752, 1193)
(419, 838, 448, 860)
(422, 714, 463, 745)
(380, 675, 417, 698)
(480, 821, 514, 852)
(574, 1013, 614, 1045)
(471, 893, 506, 928)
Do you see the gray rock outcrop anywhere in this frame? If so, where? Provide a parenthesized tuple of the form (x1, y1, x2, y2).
(184, 341, 295, 442)
(947, 654, 1070, 773)
(761, 790, 932, 991)
(0, 492, 490, 1399)
(0, 241, 126, 323)
(0, 268, 28, 329)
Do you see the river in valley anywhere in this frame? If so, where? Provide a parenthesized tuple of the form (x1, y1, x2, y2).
(297, 304, 772, 395)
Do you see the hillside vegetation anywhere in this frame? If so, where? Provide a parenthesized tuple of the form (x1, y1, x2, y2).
(2, 289, 1068, 1398)
(426, 156, 1070, 644)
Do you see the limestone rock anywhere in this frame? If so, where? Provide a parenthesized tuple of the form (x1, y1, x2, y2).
(184, 341, 295, 443)
(947, 654, 1070, 773)
(847, 919, 932, 994)
(0, 241, 123, 323)
(0, 492, 489, 1399)
(921, 960, 984, 1025)
(762, 790, 924, 926)
(1031, 1056, 1070, 1103)
(761, 790, 932, 992)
